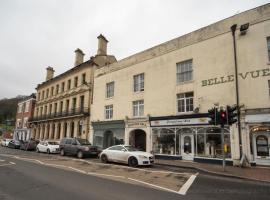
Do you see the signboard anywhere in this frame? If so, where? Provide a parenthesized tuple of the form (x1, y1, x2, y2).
(245, 114, 270, 123)
(150, 117, 210, 127)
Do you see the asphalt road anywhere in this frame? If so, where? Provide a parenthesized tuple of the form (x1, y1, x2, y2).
(1, 147, 270, 200)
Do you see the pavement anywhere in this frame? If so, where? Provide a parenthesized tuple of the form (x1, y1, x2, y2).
(155, 159, 270, 183)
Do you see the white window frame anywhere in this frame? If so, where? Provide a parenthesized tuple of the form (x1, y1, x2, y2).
(133, 73, 144, 92)
(105, 105, 113, 119)
(106, 82, 114, 98)
(23, 117, 28, 128)
(25, 101, 30, 112)
(177, 92, 194, 113)
(133, 100, 144, 117)
(176, 59, 193, 83)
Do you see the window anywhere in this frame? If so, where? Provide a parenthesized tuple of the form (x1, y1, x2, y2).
(74, 76, 78, 88)
(51, 86, 54, 96)
(25, 102, 29, 112)
(177, 59, 193, 83)
(61, 82, 65, 92)
(17, 104, 22, 113)
(82, 73, 86, 84)
(177, 92, 194, 113)
(67, 79, 71, 90)
(133, 73, 144, 92)
(38, 92, 40, 101)
(133, 100, 144, 117)
(54, 103, 57, 114)
(46, 89, 49, 98)
(56, 84, 59, 94)
(42, 91, 45, 99)
(105, 105, 113, 119)
(267, 37, 270, 61)
(106, 82, 114, 98)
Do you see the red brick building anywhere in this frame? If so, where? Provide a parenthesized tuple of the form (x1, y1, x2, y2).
(14, 94, 36, 141)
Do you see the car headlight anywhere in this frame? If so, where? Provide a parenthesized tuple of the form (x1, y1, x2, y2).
(138, 155, 147, 159)
(84, 147, 89, 151)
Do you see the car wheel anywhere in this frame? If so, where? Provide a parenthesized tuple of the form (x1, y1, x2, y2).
(47, 149, 50, 154)
(77, 151, 83, 159)
(36, 148, 40, 153)
(101, 154, 108, 163)
(128, 157, 138, 167)
(60, 149, 65, 156)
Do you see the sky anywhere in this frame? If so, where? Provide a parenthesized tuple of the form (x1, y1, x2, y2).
(0, 0, 269, 99)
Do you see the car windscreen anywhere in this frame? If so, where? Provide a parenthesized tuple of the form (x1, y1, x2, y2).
(77, 139, 91, 145)
(124, 146, 139, 152)
(48, 142, 58, 145)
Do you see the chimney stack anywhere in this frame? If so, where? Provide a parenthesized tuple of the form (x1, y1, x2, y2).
(46, 66, 54, 81)
(97, 34, 108, 56)
(74, 48, 85, 66)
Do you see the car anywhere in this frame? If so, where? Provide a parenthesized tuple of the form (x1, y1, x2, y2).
(59, 138, 101, 159)
(20, 139, 38, 151)
(1, 138, 12, 147)
(99, 145, 154, 167)
(36, 141, 60, 154)
(8, 140, 23, 149)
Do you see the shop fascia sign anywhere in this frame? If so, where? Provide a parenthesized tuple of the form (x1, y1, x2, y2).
(150, 117, 210, 126)
(201, 67, 270, 87)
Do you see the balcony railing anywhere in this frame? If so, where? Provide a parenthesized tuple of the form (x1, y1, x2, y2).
(29, 107, 89, 122)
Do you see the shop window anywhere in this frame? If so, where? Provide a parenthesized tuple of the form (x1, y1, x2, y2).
(256, 135, 269, 157)
(133, 100, 144, 117)
(176, 59, 193, 83)
(152, 128, 176, 155)
(177, 92, 194, 113)
(133, 73, 144, 92)
(106, 82, 114, 98)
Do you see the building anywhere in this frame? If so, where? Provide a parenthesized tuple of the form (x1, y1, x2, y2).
(14, 94, 36, 141)
(91, 4, 270, 166)
(29, 35, 116, 141)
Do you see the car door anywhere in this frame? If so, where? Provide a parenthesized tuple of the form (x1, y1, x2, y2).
(65, 139, 72, 154)
(69, 139, 78, 155)
(112, 146, 127, 163)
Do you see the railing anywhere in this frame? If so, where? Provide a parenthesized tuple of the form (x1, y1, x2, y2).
(29, 107, 89, 122)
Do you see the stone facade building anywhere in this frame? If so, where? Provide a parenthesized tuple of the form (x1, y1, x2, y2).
(29, 35, 116, 141)
(91, 4, 270, 166)
(14, 94, 36, 141)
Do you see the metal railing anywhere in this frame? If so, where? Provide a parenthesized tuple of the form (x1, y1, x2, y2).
(29, 107, 89, 122)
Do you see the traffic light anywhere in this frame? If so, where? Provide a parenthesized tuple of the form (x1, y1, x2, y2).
(219, 108, 227, 126)
(227, 105, 238, 125)
(208, 107, 217, 125)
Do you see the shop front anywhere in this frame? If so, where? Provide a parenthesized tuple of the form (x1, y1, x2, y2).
(246, 113, 270, 166)
(150, 114, 233, 164)
(92, 120, 125, 149)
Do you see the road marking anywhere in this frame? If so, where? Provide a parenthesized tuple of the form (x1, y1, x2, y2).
(178, 173, 198, 195)
(0, 159, 5, 162)
(0, 162, 16, 167)
(127, 178, 180, 194)
(87, 172, 125, 179)
(68, 166, 86, 174)
(9, 162, 16, 165)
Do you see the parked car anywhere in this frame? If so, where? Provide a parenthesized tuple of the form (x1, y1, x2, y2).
(1, 138, 12, 147)
(59, 138, 101, 158)
(36, 141, 60, 154)
(99, 145, 154, 167)
(20, 139, 38, 151)
(8, 140, 23, 149)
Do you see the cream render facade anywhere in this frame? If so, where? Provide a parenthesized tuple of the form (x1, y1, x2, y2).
(91, 4, 270, 166)
(30, 35, 116, 142)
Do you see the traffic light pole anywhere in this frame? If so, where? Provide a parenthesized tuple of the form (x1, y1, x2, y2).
(221, 124, 226, 172)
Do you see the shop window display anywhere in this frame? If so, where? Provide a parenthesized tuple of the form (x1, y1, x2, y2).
(152, 128, 175, 155)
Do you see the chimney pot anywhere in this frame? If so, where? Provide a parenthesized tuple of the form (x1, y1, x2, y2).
(74, 48, 85, 66)
(46, 66, 54, 81)
(97, 34, 108, 56)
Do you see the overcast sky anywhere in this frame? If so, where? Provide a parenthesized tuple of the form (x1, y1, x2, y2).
(0, 0, 269, 99)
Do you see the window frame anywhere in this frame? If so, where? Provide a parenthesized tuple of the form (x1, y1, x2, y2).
(177, 92, 194, 113)
(176, 59, 193, 83)
(133, 73, 144, 92)
(106, 81, 114, 98)
(133, 100, 144, 117)
(105, 105, 113, 119)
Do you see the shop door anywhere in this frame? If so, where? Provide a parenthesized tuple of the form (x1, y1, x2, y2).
(254, 134, 270, 165)
(181, 134, 194, 160)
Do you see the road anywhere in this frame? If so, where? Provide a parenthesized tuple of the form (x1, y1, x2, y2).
(0, 147, 270, 200)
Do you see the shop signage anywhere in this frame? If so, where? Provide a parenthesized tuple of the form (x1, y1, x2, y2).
(150, 117, 210, 126)
(245, 114, 270, 123)
(201, 68, 270, 87)
(127, 121, 147, 127)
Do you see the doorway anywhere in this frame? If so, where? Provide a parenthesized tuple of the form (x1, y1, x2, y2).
(181, 134, 194, 160)
(129, 129, 146, 151)
(103, 130, 114, 149)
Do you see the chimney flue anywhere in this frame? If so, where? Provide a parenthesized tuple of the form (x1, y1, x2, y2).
(74, 48, 85, 66)
(46, 66, 54, 81)
(97, 34, 108, 56)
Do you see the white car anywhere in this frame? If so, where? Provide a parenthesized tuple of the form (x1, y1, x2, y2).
(99, 145, 154, 167)
(1, 138, 12, 147)
(36, 141, 60, 154)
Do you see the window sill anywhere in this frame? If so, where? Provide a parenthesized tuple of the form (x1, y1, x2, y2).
(176, 111, 194, 115)
(105, 97, 114, 100)
(133, 90, 144, 95)
(177, 80, 194, 85)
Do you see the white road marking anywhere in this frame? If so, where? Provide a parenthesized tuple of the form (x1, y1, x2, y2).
(0, 162, 16, 167)
(9, 162, 16, 165)
(0, 159, 5, 162)
(87, 172, 125, 179)
(178, 173, 198, 195)
(68, 166, 86, 174)
(127, 178, 180, 194)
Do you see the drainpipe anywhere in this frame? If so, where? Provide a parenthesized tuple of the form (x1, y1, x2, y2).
(231, 24, 242, 159)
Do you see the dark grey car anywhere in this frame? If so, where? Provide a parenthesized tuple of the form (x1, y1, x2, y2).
(59, 138, 101, 159)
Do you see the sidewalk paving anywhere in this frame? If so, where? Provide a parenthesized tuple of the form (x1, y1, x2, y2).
(155, 159, 270, 183)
